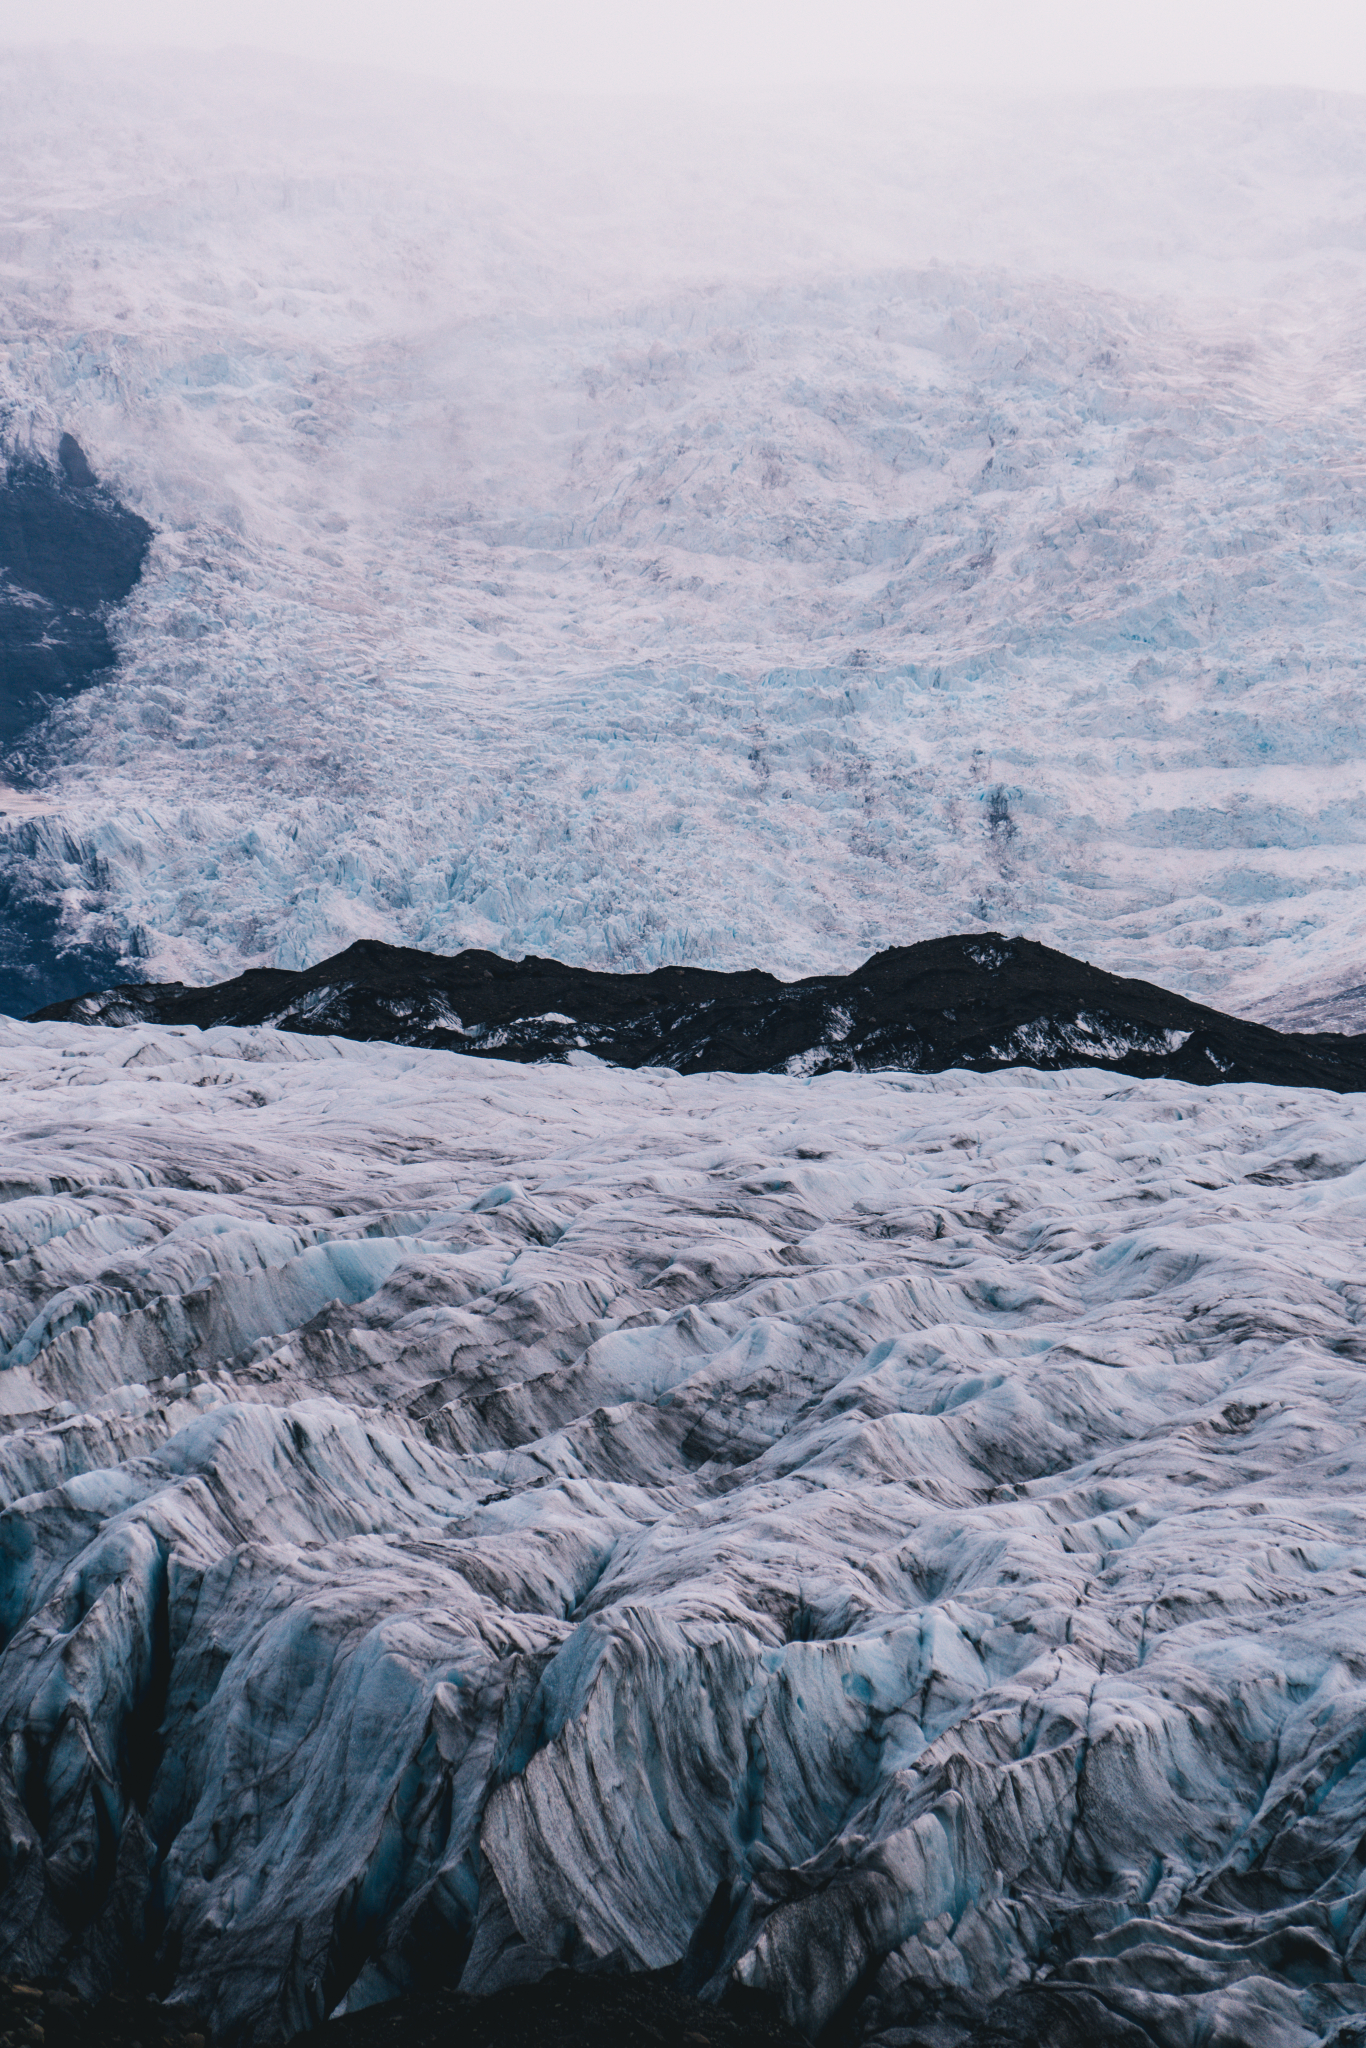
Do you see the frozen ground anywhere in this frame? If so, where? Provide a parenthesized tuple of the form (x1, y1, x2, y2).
(4, 54, 1366, 1020)
(4, 1019, 1366, 2044)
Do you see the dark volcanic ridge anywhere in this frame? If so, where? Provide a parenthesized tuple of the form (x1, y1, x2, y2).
(29, 932, 1366, 1091)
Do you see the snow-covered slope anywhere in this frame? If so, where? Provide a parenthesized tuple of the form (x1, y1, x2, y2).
(5, 1017, 1366, 2045)
(5, 54, 1366, 1019)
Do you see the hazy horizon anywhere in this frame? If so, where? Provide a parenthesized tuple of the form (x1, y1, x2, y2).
(7, 0, 1366, 102)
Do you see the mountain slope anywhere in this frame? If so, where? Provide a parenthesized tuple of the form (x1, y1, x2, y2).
(5, 58, 1366, 1020)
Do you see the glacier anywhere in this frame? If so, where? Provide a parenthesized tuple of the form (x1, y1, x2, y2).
(5, 55, 1366, 1020)
(5, 1015, 1366, 2044)
(10, 46, 1366, 2047)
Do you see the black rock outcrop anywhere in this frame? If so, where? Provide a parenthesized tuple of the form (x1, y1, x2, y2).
(29, 932, 1366, 1090)
(0, 438, 153, 755)
(0, 436, 154, 1016)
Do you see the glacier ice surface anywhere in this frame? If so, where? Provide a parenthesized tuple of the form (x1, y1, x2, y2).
(5, 57, 1366, 1021)
(2, 1017, 1366, 2043)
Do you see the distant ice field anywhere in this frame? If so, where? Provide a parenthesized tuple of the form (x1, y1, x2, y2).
(4, 54, 1366, 1022)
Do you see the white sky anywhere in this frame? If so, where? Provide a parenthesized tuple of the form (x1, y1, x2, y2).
(7, 0, 1366, 100)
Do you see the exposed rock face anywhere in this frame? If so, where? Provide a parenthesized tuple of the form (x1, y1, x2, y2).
(33, 932, 1366, 1092)
(0, 440, 153, 1017)
(3, 1016, 1366, 2044)
(0, 441, 152, 755)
